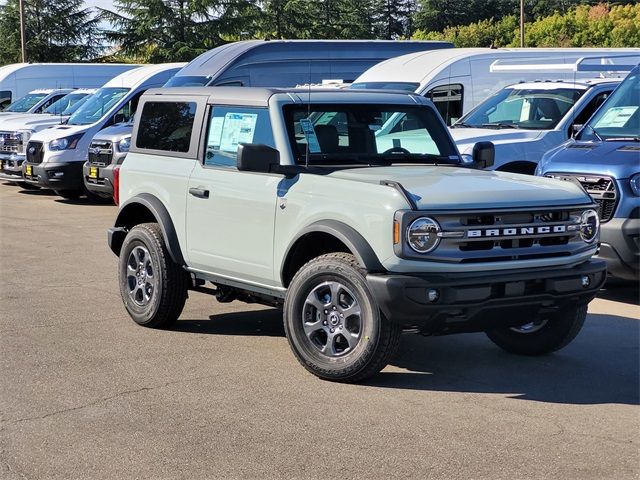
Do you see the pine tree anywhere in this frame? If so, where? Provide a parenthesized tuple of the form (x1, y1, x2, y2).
(0, 0, 103, 64)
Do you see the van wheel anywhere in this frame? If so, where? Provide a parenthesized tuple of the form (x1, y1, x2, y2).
(54, 189, 81, 199)
(485, 305, 587, 355)
(118, 223, 188, 328)
(283, 253, 401, 382)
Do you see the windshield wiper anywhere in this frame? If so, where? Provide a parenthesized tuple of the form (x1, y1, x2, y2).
(300, 153, 392, 167)
(583, 124, 603, 142)
(604, 136, 640, 142)
(452, 122, 472, 128)
(379, 152, 458, 165)
(481, 122, 519, 129)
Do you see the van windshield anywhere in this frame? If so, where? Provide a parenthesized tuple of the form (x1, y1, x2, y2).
(579, 70, 639, 141)
(43, 93, 89, 116)
(67, 88, 129, 126)
(456, 87, 584, 130)
(5, 92, 48, 112)
(164, 75, 209, 87)
(350, 82, 419, 92)
(284, 104, 459, 166)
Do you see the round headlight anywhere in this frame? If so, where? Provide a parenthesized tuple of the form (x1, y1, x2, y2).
(407, 217, 441, 253)
(630, 173, 640, 197)
(579, 209, 599, 243)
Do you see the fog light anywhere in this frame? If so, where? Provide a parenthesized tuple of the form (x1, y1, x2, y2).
(581, 275, 591, 288)
(427, 288, 440, 303)
(53, 171, 64, 178)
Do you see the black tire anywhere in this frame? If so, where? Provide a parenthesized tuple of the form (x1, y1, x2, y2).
(54, 189, 81, 199)
(283, 252, 401, 382)
(485, 305, 588, 356)
(118, 222, 188, 328)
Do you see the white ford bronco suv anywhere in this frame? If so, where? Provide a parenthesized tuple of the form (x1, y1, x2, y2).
(108, 87, 606, 383)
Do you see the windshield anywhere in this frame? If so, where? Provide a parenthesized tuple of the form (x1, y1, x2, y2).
(67, 88, 129, 126)
(164, 75, 210, 87)
(5, 93, 48, 112)
(43, 93, 89, 116)
(579, 69, 639, 141)
(457, 87, 584, 130)
(350, 82, 419, 93)
(284, 104, 459, 166)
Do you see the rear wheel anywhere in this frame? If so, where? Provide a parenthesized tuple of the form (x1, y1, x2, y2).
(284, 253, 401, 382)
(485, 305, 587, 355)
(118, 223, 188, 328)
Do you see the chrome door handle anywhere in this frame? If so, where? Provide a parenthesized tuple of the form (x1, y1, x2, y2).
(189, 187, 209, 199)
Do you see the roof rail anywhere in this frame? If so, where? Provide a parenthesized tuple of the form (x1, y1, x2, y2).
(490, 54, 640, 74)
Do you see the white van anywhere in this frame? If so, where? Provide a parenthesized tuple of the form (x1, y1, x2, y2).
(21, 63, 185, 197)
(0, 88, 75, 118)
(0, 89, 96, 182)
(350, 48, 640, 125)
(0, 63, 139, 110)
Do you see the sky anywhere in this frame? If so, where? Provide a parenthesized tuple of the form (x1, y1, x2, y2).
(85, 0, 116, 10)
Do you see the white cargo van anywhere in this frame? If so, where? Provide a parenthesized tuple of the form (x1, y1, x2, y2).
(21, 63, 185, 198)
(351, 48, 640, 125)
(0, 63, 139, 109)
(0, 88, 75, 118)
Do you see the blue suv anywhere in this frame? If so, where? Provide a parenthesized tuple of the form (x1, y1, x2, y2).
(537, 65, 639, 281)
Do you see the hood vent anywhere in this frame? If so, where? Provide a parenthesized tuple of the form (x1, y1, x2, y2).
(617, 145, 640, 152)
(568, 143, 596, 149)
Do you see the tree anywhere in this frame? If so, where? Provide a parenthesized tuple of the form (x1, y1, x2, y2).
(0, 0, 103, 64)
(100, 0, 261, 63)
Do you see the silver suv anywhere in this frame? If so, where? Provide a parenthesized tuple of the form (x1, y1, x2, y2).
(108, 87, 606, 382)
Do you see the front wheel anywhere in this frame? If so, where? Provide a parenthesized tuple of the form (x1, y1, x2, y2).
(485, 305, 588, 355)
(118, 223, 188, 328)
(283, 253, 401, 382)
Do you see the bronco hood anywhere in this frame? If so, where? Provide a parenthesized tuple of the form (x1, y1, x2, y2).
(539, 139, 640, 180)
(328, 166, 591, 210)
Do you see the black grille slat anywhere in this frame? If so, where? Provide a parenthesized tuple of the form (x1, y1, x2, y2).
(26, 141, 44, 164)
(88, 141, 113, 166)
(545, 173, 618, 222)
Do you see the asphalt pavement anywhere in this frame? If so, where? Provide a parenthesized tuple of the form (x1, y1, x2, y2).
(1, 184, 638, 479)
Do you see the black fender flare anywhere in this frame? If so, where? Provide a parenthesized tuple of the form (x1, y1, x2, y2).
(281, 220, 385, 283)
(109, 193, 185, 265)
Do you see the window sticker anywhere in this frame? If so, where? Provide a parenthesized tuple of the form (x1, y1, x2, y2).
(299, 118, 321, 153)
(594, 106, 638, 128)
(208, 116, 224, 147)
(219, 112, 258, 152)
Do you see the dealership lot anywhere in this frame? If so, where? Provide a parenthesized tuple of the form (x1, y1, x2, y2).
(0, 185, 638, 479)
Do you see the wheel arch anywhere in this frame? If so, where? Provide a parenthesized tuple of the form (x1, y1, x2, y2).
(281, 220, 385, 287)
(109, 193, 185, 265)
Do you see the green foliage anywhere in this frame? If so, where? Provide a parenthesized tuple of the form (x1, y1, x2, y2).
(414, 3, 640, 48)
(0, 0, 103, 64)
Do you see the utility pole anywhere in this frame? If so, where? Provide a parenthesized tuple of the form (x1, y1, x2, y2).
(520, 0, 525, 48)
(19, 0, 27, 62)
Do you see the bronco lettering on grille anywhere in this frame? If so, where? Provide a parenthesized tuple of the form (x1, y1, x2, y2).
(467, 225, 569, 238)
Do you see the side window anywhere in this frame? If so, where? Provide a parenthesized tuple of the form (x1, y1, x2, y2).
(34, 94, 64, 113)
(204, 106, 274, 168)
(570, 91, 611, 134)
(136, 101, 197, 152)
(112, 91, 144, 125)
(426, 84, 463, 126)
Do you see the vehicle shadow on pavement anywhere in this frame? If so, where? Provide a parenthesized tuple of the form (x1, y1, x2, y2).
(16, 188, 57, 196)
(174, 309, 286, 337)
(597, 283, 639, 305)
(54, 197, 115, 206)
(370, 313, 639, 405)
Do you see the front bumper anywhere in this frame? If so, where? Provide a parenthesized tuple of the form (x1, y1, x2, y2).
(598, 217, 640, 281)
(83, 162, 115, 197)
(22, 161, 84, 191)
(367, 260, 606, 333)
(0, 154, 25, 181)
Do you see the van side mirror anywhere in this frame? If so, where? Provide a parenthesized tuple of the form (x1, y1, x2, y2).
(472, 141, 494, 169)
(571, 124, 583, 137)
(237, 144, 280, 173)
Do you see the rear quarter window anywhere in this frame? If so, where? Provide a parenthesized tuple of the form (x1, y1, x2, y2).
(136, 101, 197, 153)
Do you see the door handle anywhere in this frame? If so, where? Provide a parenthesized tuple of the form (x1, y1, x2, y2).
(189, 187, 209, 199)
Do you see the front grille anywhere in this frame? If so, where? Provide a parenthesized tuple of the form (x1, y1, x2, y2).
(26, 141, 44, 164)
(400, 206, 593, 264)
(545, 173, 618, 222)
(88, 140, 113, 166)
(0, 131, 20, 153)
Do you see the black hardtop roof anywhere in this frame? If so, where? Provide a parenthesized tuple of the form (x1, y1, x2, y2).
(142, 86, 425, 107)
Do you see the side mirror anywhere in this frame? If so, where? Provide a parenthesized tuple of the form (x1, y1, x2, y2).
(472, 141, 495, 169)
(237, 143, 280, 173)
(571, 124, 583, 137)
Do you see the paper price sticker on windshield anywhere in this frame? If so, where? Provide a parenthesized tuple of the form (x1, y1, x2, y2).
(594, 106, 638, 129)
(299, 118, 321, 153)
